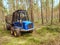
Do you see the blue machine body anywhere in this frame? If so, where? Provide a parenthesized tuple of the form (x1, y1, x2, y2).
(12, 10, 34, 31)
(13, 21, 34, 31)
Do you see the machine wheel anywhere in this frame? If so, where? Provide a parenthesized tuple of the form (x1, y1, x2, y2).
(29, 30, 33, 33)
(6, 23, 11, 30)
(11, 27, 14, 35)
(14, 28, 21, 37)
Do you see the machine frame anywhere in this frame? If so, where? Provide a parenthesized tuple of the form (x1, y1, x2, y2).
(6, 10, 34, 37)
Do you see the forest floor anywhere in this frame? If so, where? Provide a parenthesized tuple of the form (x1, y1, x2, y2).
(0, 25, 60, 45)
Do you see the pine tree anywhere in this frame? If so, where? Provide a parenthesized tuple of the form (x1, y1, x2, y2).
(40, 0, 44, 24)
(30, 0, 34, 22)
(51, 0, 53, 24)
(59, 0, 60, 22)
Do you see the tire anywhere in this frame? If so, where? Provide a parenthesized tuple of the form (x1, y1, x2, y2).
(11, 27, 14, 35)
(29, 30, 33, 33)
(6, 24, 11, 30)
(14, 28, 21, 37)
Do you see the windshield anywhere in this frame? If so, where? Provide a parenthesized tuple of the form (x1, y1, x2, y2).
(17, 12, 29, 22)
(20, 13, 27, 21)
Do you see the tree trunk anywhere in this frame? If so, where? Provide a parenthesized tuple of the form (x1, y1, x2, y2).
(59, 0, 60, 22)
(40, 0, 44, 24)
(16, 0, 19, 10)
(51, 0, 53, 24)
(46, 0, 48, 23)
(30, 0, 34, 22)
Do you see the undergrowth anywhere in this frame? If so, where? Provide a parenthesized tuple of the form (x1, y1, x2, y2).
(0, 25, 60, 45)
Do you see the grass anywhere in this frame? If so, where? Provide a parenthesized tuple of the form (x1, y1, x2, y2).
(0, 25, 60, 45)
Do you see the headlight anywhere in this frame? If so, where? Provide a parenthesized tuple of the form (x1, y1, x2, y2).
(28, 23, 33, 29)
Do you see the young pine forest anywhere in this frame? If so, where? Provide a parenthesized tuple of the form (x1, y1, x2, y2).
(0, 0, 60, 45)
